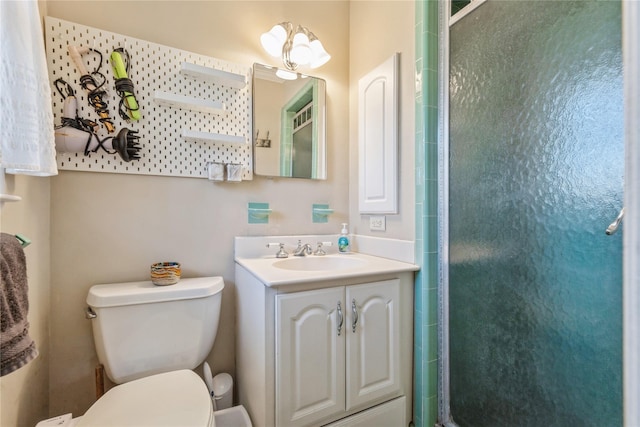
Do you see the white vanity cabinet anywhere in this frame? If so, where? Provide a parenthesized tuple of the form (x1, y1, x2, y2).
(235, 265, 414, 427)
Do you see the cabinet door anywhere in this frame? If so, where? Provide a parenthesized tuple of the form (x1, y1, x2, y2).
(346, 279, 401, 410)
(276, 287, 346, 427)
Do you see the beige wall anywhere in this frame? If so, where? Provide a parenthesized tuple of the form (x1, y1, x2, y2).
(1, 1, 416, 425)
(45, 0, 350, 418)
(349, 0, 415, 241)
(0, 174, 52, 426)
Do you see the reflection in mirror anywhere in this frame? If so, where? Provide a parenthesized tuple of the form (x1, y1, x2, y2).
(452, 0, 471, 15)
(252, 63, 327, 179)
(450, 0, 486, 25)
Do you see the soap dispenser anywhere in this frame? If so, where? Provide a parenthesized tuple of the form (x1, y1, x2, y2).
(338, 223, 351, 254)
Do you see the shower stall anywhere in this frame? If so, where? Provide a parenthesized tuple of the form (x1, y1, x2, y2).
(433, 0, 640, 426)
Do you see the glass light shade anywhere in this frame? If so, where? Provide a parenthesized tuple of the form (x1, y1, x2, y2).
(290, 32, 312, 65)
(309, 39, 331, 68)
(275, 69, 298, 80)
(260, 24, 287, 57)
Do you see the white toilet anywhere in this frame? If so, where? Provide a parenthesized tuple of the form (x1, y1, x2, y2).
(74, 276, 251, 427)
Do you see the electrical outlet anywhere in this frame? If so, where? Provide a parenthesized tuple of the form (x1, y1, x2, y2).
(369, 215, 386, 231)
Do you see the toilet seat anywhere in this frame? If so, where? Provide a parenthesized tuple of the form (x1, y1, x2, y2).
(76, 370, 214, 427)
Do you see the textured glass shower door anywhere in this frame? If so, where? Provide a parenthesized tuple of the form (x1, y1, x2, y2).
(448, 1, 623, 426)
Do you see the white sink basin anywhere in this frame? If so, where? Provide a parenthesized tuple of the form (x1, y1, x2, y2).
(273, 256, 366, 271)
(234, 239, 419, 286)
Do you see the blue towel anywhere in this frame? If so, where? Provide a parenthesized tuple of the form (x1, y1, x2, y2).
(0, 232, 38, 376)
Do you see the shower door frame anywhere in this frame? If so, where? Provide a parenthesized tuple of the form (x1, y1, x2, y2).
(435, 1, 640, 426)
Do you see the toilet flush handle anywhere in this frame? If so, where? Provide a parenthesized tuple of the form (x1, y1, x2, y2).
(85, 306, 97, 319)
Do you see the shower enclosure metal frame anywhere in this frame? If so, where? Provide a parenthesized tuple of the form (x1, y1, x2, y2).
(436, 0, 453, 425)
(435, 1, 640, 426)
(622, 3, 640, 425)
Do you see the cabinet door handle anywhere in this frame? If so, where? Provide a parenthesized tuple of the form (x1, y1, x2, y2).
(337, 301, 343, 336)
(351, 298, 359, 333)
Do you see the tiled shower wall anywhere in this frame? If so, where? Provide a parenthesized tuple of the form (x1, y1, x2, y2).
(414, 0, 439, 426)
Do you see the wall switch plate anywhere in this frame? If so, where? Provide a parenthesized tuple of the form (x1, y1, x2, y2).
(370, 215, 386, 231)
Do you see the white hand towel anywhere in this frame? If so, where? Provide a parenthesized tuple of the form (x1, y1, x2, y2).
(0, 0, 57, 176)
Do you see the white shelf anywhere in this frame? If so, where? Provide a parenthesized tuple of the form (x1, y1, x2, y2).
(153, 90, 227, 115)
(0, 169, 21, 205)
(0, 194, 21, 203)
(181, 129, 246, 145)
(180, 62, 247, 89)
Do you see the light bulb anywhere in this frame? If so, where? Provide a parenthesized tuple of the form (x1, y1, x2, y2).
(260, 24, 287, 57)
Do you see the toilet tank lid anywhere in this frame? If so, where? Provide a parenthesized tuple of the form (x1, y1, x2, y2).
(87, 276, 224, 308)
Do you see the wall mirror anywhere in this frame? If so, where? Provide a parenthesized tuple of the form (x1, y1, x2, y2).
(252, 63, 327, 179)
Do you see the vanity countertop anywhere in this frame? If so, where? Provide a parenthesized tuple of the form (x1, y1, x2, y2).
(235, 252, 419, 287)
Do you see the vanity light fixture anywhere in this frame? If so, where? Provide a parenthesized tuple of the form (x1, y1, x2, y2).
(260, 22, 331, 71)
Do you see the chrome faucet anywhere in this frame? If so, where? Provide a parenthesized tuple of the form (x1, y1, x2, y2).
(314, 241, 333, 256)
(266, 242, 289, 258)
(293, 240, 313, 256)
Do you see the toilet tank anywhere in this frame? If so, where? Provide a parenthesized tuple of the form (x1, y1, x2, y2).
(86, 276, 224, 384)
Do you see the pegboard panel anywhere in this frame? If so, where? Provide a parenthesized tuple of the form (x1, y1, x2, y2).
(45, 17, 253, 180)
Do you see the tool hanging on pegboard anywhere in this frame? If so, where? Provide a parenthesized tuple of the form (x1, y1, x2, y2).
(111, 48, 141, 122)
(53, 78, 141, 162)
(68, 45, 115, 133)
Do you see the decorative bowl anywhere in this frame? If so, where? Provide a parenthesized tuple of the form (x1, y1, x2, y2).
(150, 262, 181, 286)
